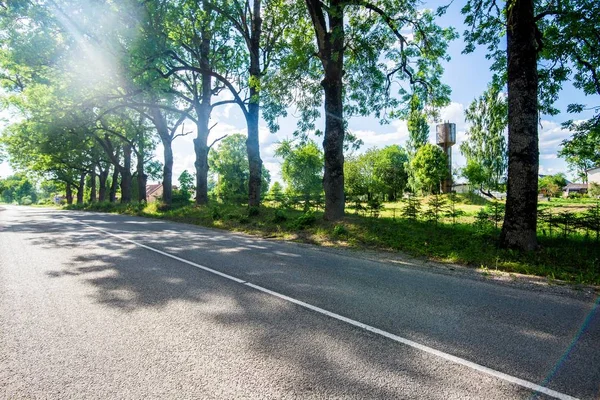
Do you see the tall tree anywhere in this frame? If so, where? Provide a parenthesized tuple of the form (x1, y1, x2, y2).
(460, 84, 508, 195)
(411, 144, 448, 194)
(300, 0, 454, 220)
(462, 0, 600, 250)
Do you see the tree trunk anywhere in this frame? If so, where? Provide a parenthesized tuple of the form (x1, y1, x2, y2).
(136, 150, 147, 203)
(195, 10, 212, 206)
(76, 172, 86, 205)
(66, 182, 73, 205)
(120, 144, 133, 203)
(246, 105, 262, 208)
(98, 166, 109, 202)
(194, 118, 210, 205)
(110, 167, 119, 203)
(321, 10, 346, 221)
(90, 168, 97, 203)
(500, 0, 539, 251)
(162, 139, 173, 205)
(246, 0, 263, 208)
(150, 107, 174, 206)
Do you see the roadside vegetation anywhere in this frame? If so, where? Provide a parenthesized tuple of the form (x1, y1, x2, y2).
(1, 1, 599, 287)
(64, 193, 600, 286)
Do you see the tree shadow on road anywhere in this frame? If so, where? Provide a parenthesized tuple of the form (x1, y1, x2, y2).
(5, 207, 599, 399)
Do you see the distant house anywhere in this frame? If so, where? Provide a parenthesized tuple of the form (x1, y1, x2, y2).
(146, 183, 178, 202)
(588, 166, 600, 185)
(146, 184, 164, 202)
(563, 183, 588, 197)
(452, 183, 470, 194)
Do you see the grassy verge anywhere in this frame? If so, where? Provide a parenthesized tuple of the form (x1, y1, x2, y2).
(64, 201, 600, 286)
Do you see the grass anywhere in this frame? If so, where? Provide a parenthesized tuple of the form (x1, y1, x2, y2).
(64, 198, 600, 287)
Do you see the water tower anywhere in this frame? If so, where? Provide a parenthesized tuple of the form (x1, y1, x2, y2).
(436, 122, 456, 193)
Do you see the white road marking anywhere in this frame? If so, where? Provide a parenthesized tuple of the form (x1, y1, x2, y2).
(72, 218, 579, 400)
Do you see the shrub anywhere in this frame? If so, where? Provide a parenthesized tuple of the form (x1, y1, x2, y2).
(367, 198, 383, 218)
(474, 209, 491, 229)
(171, 189, 192, 206)
(248, 206, 260, 217)
(332, 224, 348, 237)
(211, 207, 222, 221)
(271, 209, 287, 223)
(290, 211, 316, 230)
(19, 196, 33, 205)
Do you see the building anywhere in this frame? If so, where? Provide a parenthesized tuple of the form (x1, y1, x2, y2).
(146, 184, 164, 202)
(588, 166, 600, 185)
(146, 184, 179, 202)
(563, 183, 588, 197)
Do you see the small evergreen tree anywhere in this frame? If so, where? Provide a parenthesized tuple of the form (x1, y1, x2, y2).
(402, 194, 421, 221)
(423, 194, 448, 225)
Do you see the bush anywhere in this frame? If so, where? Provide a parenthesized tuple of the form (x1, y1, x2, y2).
(290, 211, 316, 230)
(19, 196, 33, 205)
(211, 207, 222, 221)
(271, 209, 288, 223)
(248, 206, 260, 217)
(89, 201, 117, 212)
(332, 224, 348, 237)
(171, 189, 192, 206)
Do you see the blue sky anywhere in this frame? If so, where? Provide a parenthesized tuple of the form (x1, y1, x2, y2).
(1, 0, 598, 184)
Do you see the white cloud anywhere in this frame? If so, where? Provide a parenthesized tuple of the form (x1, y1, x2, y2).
(0, 161, 13, 178)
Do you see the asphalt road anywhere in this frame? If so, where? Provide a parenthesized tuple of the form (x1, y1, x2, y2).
(1, 205, 599, 399)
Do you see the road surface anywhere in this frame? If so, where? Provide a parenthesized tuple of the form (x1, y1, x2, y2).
(1, 205, 599, 399)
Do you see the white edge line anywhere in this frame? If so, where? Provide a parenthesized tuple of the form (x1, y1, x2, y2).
(71, 218, 579, 400)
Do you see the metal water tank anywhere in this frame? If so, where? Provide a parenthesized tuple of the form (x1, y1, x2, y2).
(436, 123, 456, 146)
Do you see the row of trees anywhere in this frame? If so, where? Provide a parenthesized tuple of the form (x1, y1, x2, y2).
(0, 0, 453, 211)
(1, 0, 599, 251)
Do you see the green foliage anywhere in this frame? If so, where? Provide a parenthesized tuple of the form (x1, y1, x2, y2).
(345, 145, 408, 200)
(539, 174, 568, 197)
(332, 224, 349, 237)
(411, 144, 448, 194)
(177, 170, 195, 201)
(402, 194, 422, 221)
(590, 183, 600, 198)
(460, 84, 507, 192)
(423, 194, 448, 225)
(462, 0, 600, 117)
(0, 173, 37, 204)
(170, 189, 192, 206)
(275, 139, 323, 210)
(445, 193, 466, 225)
(367, 198, 383, 218)
(267, 181, 285, 203)
(406, 94, 429, 157)
(474, 209, 491, 230)
(461, 160, 487, 190)
(19, 196, 33, 205)
(271, 209, 288, 223)
(582, 202, 600, 241)
(211, 207, 222, 221)
(559, 126, 599, 183)
(484, 201, 505, 229)
(209, 134, 270, 203)
(290, 211, 317, 230)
